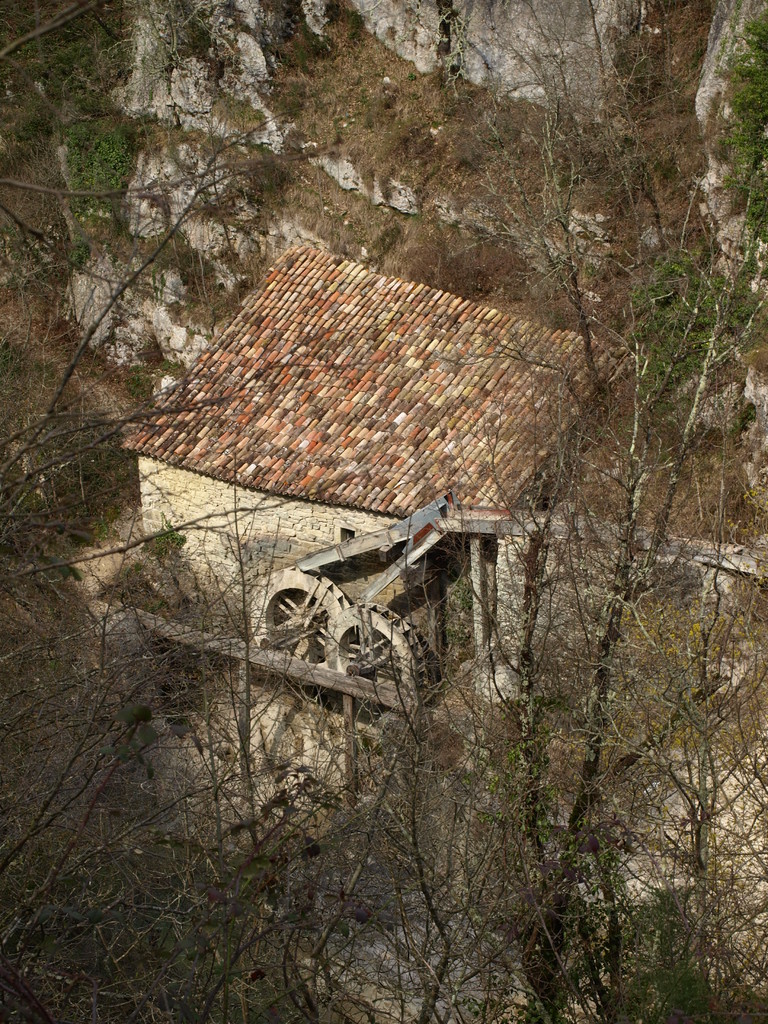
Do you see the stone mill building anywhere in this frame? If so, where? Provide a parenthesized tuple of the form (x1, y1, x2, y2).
(126, 245, 601, 696)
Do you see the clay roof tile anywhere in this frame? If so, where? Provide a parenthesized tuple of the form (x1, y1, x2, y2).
(125, 245, 611, 515)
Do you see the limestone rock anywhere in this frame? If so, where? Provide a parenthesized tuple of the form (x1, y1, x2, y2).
(695, 0, 766, 254)
(170, 59, 215, 130)
(695, 0, 765, 127)
(265, 216, 326, 255)
(124, 151, 172, 238)
(745, 362, 768, 486)
(372, 179, 419, 215)
(235, 31, 270, 84)
(640, 224, 662, 251)
(69, 254, 120, 351)
(302, 0, 328, 35)
(312, 154, 419, 214)
(69, 251, 207, 366)
(352, 0, 439, 75)
(569, 209, 612, 259)
(232, 0, 264, 32)
(350, 0, 641, 101)
(117, 11, 173, 121)
(313, 155, 366, 193)
(151, 306, 210, 366)
(124, 144, 259, 285)
(115, 0, 289, 151)
(433, 195, 461, 226)
(433, 195, 497, 236)
(153, 269, 187, 306)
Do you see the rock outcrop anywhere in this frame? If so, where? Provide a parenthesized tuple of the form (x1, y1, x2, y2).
(312, 152, 419, 215)
(349, 0, 641, 101)
(745, 361, 768, 488)
(69, 254, 210, 367)
(116, 0, 289, 150)
(695, 0, 765, 255)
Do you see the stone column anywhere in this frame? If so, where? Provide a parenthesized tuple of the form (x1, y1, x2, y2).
(470, 535, 499, 701)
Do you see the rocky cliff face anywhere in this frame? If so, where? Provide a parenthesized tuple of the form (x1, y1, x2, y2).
(695, 0, 766, 259)
(64, 0, 646, 367)
(350, 0, 640, 101)
(58, 0, 746, 372)
(65, 0, 291, 364)
(745, 362, 768, 489)
(116, 0, 287, 146)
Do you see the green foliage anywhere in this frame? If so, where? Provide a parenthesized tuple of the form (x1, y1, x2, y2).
(445, 575, 473, 657)
(624, 891, 715, 1023)
(729, 9, 768, 236)
(324, 0, 365, 40)
(348, 8, 368, 40)
(288, 20, 332, 71)
(68, 237, 91, 269)
(633, 250, 757, 396)
(65, 121, 136, 220)
(126, 364, 154, 402)
(160, 358, 184, 374)
(153, 514, 187, 560)
(13, 92, 58, 146)
(275, 15, 331, 80)
(0, 9, 127, 156)
(733, 400, 757, 436)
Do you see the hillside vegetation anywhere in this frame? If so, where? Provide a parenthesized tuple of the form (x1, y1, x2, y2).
(3, 0, 768, 1021)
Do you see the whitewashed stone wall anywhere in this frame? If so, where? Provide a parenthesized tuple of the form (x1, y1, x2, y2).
(138, 456, 396, 584)
(138, 457, 532, 704)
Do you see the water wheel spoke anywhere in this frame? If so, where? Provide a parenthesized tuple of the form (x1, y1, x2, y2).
(330, 604, 426, 689)
(256, 568, 350, 669)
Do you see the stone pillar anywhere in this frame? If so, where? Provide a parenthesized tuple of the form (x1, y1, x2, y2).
(343, 694, 358, 806)
(424, 567, 448, 681)
(470, 535, 500, 701)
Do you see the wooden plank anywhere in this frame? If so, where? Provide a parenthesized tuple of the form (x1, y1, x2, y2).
(437, 513, 531, 538)
(357, 528, 445, 605)
(439, 512, 768, 583)
(296, 493, 453, 572)
(128, 607, 407, 708)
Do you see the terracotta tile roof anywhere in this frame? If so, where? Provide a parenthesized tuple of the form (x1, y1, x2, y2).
(126, 246, 606, 516)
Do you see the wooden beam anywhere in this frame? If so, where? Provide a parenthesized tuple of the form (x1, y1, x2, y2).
(357, 528, 445, 604)
(127, 606, 408, 709)
(439, 513, 768, 583)
(296, 493, 454, 572)
(437, 513, 531, 538)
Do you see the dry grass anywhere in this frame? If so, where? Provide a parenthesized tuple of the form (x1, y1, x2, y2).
(746, 346, 768, 375)
(267, 0, 714, 352)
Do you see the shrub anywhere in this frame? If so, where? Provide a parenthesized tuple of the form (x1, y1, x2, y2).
(633, 250, 758, 397)
(65, 121, 136, 220)
(729, 10, 768, 237)
(153, 514, 187, 560)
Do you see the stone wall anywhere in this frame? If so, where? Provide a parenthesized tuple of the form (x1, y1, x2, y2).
(138, 457, 533, 703)
(138, 455, 397, 596)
